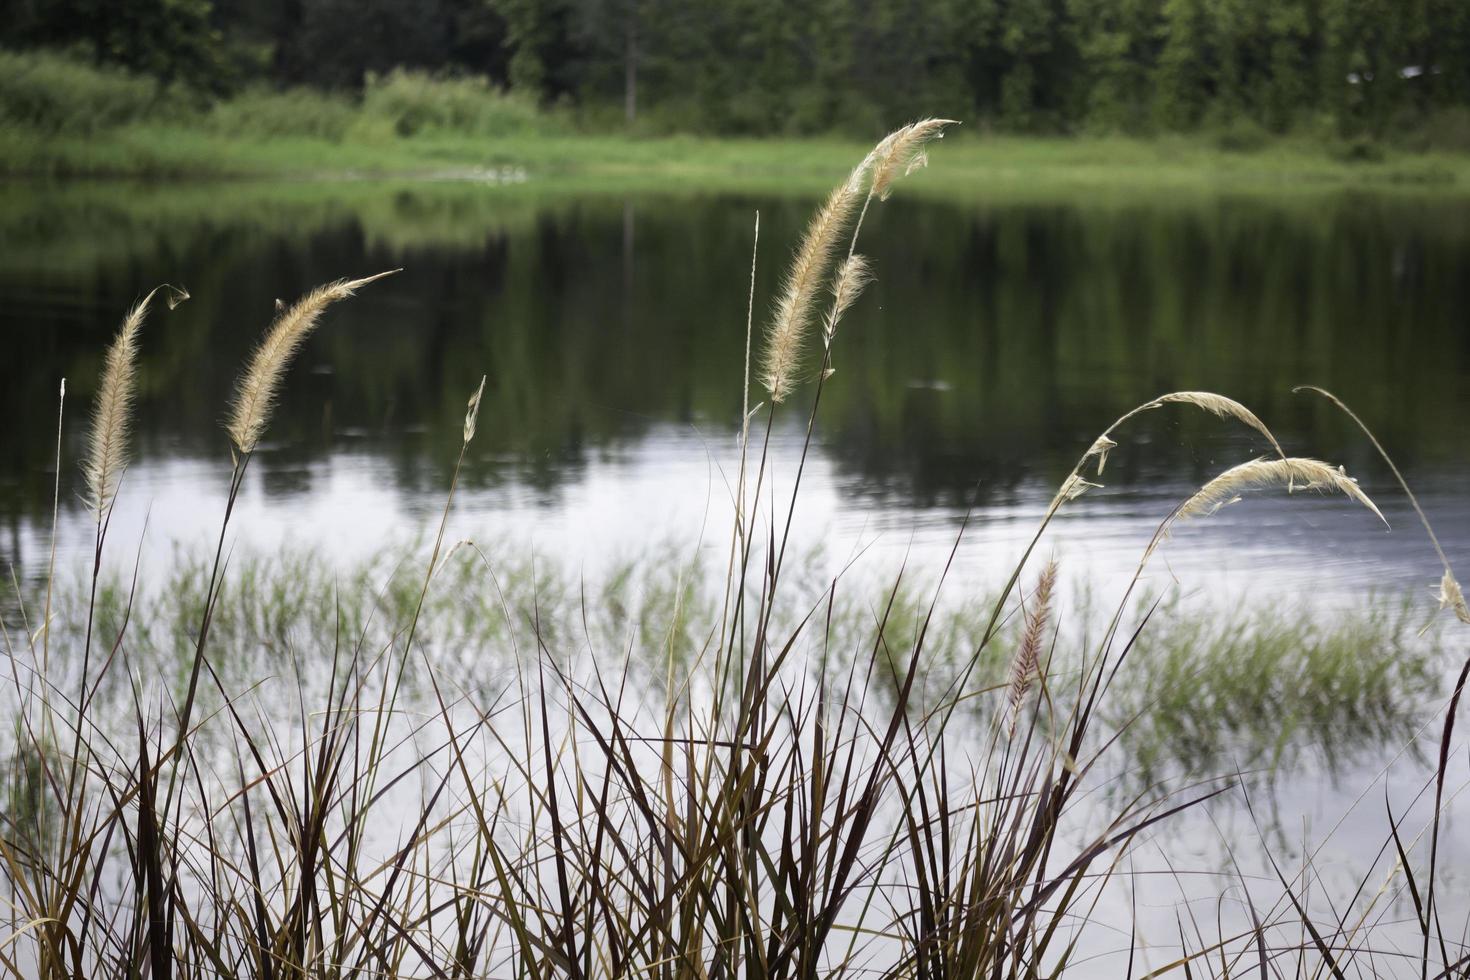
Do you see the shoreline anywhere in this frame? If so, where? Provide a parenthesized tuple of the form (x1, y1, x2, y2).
(6, 129, 1470, 193)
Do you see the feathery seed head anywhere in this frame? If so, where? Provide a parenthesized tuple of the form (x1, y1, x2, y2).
(226, 270, 398, 454)
(760, 121, 952, 404)
(1150, 391, 1285, 458)
(870, 119, 957, 202)
(1006, 560, 1057, 738)
(464, 375, 487, 445)
(84, 285, 188, 520)
(1437, 571, 1470, 625)
(1177, 457, 1387, 525)
(1086, 435, 1118, 474)
(821, 253, 873, 351)
(761, 174, 868, 402)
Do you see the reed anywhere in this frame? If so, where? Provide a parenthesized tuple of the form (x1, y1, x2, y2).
(1150, 390, 1285, 458)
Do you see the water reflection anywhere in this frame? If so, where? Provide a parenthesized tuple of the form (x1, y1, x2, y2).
(2, 180, 1468, 588)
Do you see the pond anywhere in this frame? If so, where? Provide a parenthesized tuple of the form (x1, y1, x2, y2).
(1, 175, 1468, 968)
(3, 180, 1469, 597)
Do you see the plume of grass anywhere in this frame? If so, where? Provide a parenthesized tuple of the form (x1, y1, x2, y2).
(1085, 434, 1117, 474)
(1148, 391, 1285, 458)
(463, 374, 486, 444)
(760, 168, 868, 402)
(761, 120, 953, 404)
(869, 118, 957, 202)
(1438, 571, 1470, 625)
(1176, 456, 1387, 524)
(818, 254, 872, 378)
(1005, 559, 1056, 738)
(226, 270, 397, 453)
(83, 285, 187, 521)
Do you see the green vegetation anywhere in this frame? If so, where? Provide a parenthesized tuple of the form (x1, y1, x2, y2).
(5, 48, 1470, 182)
(32, 543, 1443, 795)
(4, 117, 1470, 979)
(5, 0, 1470, 139)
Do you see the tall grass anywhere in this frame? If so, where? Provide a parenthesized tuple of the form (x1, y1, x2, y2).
(2, 123, 1469, 979)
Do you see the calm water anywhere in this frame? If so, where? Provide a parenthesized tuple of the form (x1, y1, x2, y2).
(3, 181, 1470, 599)
(2, 177, 1469, 961)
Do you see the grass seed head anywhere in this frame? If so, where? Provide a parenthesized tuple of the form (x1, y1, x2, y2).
(226, 270, 397, 454)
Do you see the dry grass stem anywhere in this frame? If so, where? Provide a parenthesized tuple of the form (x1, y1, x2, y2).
(1047, 474, 1102, 515)
(84, 284, 188, 520)
(1177, 457, 1387, 525)
(226, 270, 398, 453)
(1006, 560, 1057, 737)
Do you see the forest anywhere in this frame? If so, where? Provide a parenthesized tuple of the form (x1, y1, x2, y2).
(4, 0, 1469, 137)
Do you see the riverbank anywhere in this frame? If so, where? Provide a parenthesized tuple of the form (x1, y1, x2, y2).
(8, 123, 1470, 192)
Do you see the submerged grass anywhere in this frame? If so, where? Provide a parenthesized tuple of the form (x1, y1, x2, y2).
(2, 123, 1469, 978)
(25, 545, 1440, 795)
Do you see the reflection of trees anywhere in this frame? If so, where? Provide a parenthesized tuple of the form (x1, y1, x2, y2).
(3, 183, 1470, 527)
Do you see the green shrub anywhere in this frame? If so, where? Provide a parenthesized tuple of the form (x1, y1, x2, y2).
(1414, 106, 1470, 154)
(1329, 135, 1386, 163)
(0, 48, 185, 135)
(1211, 114, 1271, 153)
(204, 86, 358, 142)
(360, 68, 554, 139)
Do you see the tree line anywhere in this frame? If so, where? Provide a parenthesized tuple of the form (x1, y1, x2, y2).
(3, 0, 1469, 136)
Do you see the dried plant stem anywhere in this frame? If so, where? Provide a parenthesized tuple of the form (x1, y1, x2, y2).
(721, 210, 760, 700)
(1295, 386, 1469, 623)
(42, 379, 63, 677)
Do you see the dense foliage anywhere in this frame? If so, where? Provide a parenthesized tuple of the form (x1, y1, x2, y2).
(2, 0, 1469, 136)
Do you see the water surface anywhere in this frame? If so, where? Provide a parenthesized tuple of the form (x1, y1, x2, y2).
(3, 180, 1469, 596)
(2, 177, 1468, 961)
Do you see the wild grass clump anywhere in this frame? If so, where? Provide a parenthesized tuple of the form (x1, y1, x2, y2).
(3, 123, 1470, 979)
(0, 49, 182, 136)
(359, 69, 559, 139)
(203, 86, 359, 142)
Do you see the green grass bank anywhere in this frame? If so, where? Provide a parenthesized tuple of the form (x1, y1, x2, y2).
(6, 49, 1470, 190)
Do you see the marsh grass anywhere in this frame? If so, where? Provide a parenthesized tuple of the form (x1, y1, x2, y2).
(2, 125, 1469, 979)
